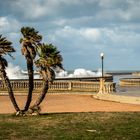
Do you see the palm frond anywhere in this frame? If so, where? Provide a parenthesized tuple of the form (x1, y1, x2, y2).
(0, 35, 15, 58)
(21, 27, 42, 43)
(36, 43, 63, 69)
(35, 43, 63, 82)
(20, 27, 42, 59)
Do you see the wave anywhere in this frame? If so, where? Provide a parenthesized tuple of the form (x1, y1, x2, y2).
(5, 63, 102, 79)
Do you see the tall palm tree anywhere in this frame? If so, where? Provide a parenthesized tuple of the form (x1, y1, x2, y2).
(20, 27, 42, 111)
(0, 35, 20, 112)
(30, 43, 63, 111)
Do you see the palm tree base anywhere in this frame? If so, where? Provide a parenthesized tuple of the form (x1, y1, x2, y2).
(15, 106, 41, 116)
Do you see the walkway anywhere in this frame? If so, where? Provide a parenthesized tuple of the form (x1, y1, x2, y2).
(0, 94, 140, 114)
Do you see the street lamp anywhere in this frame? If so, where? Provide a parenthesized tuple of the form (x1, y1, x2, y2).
(100, 52, 104, 77)
(98, 52, 105, 94)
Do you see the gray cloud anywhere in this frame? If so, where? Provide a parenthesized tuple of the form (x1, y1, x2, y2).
(0, 0, 140, 70)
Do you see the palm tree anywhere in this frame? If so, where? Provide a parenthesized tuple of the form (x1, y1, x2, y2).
(0, 35, 20, 112)
(30, 43, 63, 112)
(20, 27, 42, 111)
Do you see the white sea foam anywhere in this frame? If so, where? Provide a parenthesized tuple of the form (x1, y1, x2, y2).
(56, 68, 102, 78)
(5, 63, 102, 79)
(6, 63, 27, 79)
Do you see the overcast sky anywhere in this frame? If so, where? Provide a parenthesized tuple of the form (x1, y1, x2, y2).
(0, 0, 140, 71)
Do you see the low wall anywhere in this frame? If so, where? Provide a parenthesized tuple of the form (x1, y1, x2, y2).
(0, 79, 115, 94)
(120, 78, 140, 87)
(132, 72, 140, 76)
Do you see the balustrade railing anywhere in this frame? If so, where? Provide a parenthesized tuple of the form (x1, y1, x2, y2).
(0, 79, 115, 94)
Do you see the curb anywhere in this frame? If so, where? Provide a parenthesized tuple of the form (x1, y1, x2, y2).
(93, 93, 140, 105)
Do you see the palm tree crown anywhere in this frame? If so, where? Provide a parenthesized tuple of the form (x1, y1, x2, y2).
(36, 43, 63, 68)
(20, 27, 42, 59)
(0, 35, 15, 68)
(0, 35, 15, 56)
(35, 43, 63, 82)
(20, 27, 42, 43)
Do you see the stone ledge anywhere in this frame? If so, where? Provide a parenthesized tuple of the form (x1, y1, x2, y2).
(93, 93, 140, 105)
(0, 91, 96, 96)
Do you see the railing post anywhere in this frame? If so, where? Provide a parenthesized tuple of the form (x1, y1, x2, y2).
(98, 78, 105, 94)
(68, 81, 72, 90)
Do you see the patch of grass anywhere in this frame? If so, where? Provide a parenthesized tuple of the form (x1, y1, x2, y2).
(0, 112, 140, 140)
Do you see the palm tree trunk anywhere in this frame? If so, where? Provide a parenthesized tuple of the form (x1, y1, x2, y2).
(0, 63, 20, 112)
(24, 57, 34, 111)
(31, 81, 49, 108)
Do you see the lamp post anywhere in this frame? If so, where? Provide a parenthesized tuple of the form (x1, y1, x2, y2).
(98, 52, 105, 94)
(100, 52, 104, 77)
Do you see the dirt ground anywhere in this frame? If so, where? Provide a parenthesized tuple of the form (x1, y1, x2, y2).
(0, 94, 140, 114)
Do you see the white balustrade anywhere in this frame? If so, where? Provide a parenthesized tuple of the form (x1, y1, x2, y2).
(0, 79, 115, 93)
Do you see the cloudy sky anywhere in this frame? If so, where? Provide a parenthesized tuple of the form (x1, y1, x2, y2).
(0, 0, 140, 71)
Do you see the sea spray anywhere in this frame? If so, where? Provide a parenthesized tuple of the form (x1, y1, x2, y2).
(6, 63, 27, 79)
(56, 68, 102, 78)
(6, 63, 102, 79)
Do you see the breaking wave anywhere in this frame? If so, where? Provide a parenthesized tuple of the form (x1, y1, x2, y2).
(5, 63, 102, 79)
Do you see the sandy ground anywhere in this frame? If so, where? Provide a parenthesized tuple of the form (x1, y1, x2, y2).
(0, 94, 140, 114)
